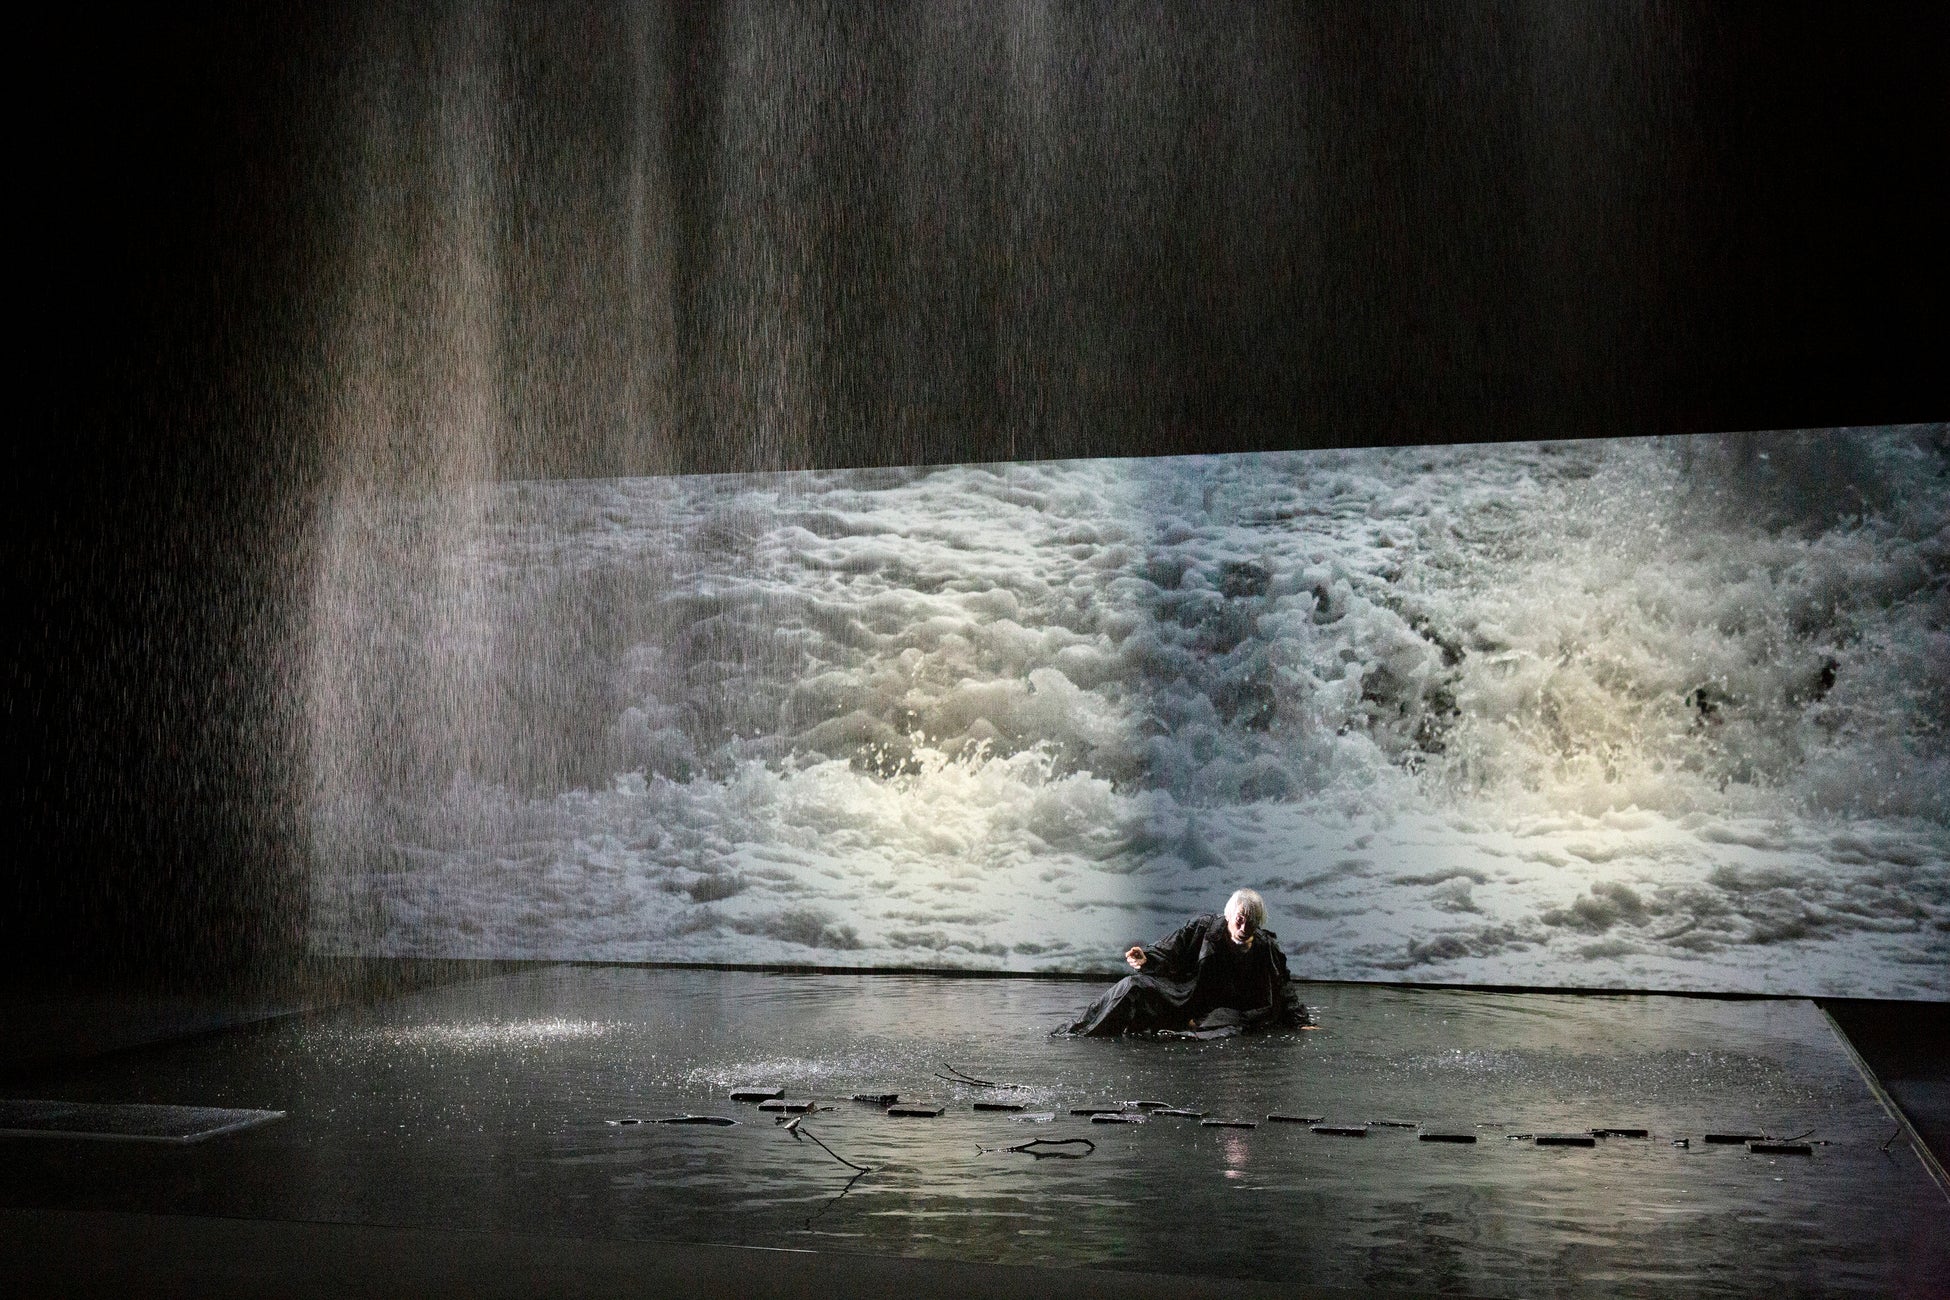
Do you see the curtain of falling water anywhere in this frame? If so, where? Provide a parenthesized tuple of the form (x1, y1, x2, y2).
(300, 0, 1685, 955)
(15, 2, 1936, 988)
(308, 4, 509, 947)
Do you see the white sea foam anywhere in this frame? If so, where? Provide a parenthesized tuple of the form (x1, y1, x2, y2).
(307, 429, 1950, 995)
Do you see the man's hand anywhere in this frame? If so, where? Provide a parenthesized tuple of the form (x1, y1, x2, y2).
(1124, 946, 1147, 971)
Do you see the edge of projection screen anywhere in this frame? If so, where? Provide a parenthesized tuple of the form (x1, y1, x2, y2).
(305, 426, 1949, 998)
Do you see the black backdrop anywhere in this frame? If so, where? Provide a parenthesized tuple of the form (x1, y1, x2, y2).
(9, 0, 1945, 985)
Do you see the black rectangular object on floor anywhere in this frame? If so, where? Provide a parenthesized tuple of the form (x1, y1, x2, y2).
(0, 1100, 285, 1144)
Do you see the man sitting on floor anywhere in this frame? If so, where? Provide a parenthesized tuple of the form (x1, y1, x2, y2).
(1056, 888, 1303, 1038)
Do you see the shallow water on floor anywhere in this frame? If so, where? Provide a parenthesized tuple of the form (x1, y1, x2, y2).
(4, 967, 1945, 1297)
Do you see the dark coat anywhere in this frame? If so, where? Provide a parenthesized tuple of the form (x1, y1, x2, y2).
(1058, 913, 1302, 1037)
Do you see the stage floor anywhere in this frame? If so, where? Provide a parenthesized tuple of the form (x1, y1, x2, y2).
(3, 966, 1946, 1297)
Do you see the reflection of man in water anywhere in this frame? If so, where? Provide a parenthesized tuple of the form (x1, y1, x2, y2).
(1058, 888, 1302, 1037)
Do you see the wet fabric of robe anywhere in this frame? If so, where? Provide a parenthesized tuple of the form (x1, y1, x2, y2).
(1059, 914, 1303, 1037)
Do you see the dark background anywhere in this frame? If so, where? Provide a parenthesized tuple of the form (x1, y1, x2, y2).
(8, 1, 1945, 988)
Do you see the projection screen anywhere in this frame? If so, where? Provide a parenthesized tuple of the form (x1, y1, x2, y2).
(306, 427, 1949, 997)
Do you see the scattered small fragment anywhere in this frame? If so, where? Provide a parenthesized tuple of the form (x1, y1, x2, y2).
(1419, 1133, 1477, 1144)
(730, 1089, 783, 1103)
(887, 1103, 945, 1118)
(780, 1117, 871, 1174)
(938, 1064, 1030, 1090)
(1535, 1133, 1597, 1147)
(979, 1137, 1095, 1158)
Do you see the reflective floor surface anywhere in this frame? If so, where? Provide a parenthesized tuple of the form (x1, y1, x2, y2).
(3, 967, 1945, 1298)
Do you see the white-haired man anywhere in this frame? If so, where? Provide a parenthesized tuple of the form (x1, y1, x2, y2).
(1058, 888, 1301, 1037)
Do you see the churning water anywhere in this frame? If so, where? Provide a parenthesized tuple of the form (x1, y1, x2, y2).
(307, 429, 1950, 995)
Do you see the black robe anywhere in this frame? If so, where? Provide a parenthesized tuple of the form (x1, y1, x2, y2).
(1057, 914, 1302, 1038)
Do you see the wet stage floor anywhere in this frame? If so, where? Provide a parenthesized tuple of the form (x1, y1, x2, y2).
(3, 967, 1946, 1297)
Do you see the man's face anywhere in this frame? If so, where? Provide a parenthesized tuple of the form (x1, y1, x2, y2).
(1225, 901, 1253, 945)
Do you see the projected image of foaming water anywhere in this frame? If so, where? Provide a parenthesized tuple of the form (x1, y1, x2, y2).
(6, 968, 1943, 1296)
(306, 428, 1950, 995)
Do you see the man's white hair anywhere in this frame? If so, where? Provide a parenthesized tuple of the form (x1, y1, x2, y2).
(1225, 888, 1267, 931)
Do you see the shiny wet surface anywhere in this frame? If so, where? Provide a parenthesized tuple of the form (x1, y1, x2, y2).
(2, 967, 1945, 1297)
